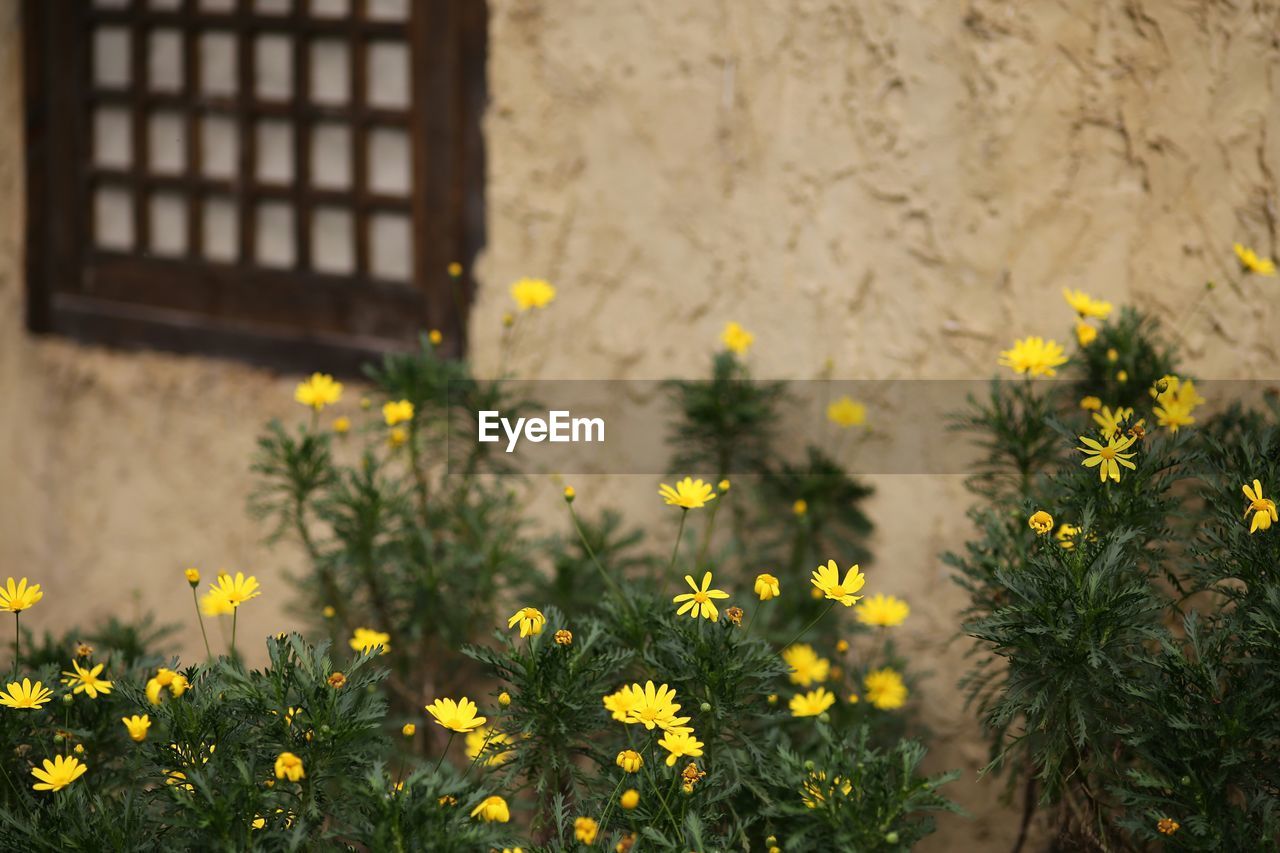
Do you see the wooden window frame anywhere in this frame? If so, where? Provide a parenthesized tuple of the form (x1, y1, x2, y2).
(23, 0, 487, 374)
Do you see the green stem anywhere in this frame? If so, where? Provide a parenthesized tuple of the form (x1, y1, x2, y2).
(595, 770, 632, 839)
(461, 727, 496, 780)
(694, 497, 723, 569)
(12, 612, 18, 677)
(191, 589, 213, 661)
(667, 510, 689, 575)
(781, 601, 836, 650)
(567, 503, 628, 603)
(432, 731, 456, 774)
(230, 607, 238, 661)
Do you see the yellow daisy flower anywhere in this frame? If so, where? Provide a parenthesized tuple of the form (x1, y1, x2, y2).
(382, 400, 414, 426)
(863, 668, 908, 710)
(1027, 510, 1054, 535)
(658, 477, 717, 509)
(0, 678, 53, 709)
(31, 755, 87, 792)
(507, 607, 546, 638)
(1243, 480, 1278, 534)
(1234, 242, 1276, 276)
(754, 573, 780, 601)
(1077, 433, 1138, 483)
(789, 687, 836, 718)
(1061, 288, 1113, 319)
(855, 594, 910, 628)
(0, 577, 43, 612)
(673, 571, 730, 621)
(603, 684, 640, 722)
(721, 321, 754, 355)
(657, 729, 704, 766)
(510, 278, 556, 311)
(62, 660, 113, 699)
(274, 751, 305, 782)
(781, 643, 830, 686)
(998, 336, 1068, 377)
(122, 715, 151, 742)
(425, 697, 486, 733)
(623, 681, 688, 732)
(810, 560, 866, 606)
(1074, 320, 1098, 346)
(349, 627, 392, 655)
(1080, 396, 1102, 411)
(1055, 523, 1078, 550)
(1092, 406, 1133, 438)
(465, 726, 513, 766)
(293, 373, 343, 411)
(826, 396, 866, 427)
(471, 794, 511, 822)
(205, 572, 261, 611)
(574, 817, 599, 844)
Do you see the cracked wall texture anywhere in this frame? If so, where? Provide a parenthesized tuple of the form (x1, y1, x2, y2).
(4, 0, 1280, 848)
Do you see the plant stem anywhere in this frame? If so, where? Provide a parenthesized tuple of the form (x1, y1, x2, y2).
(12, 612, 19, 677)
(462, 728, 496, 780)
(667, 510, 689, 575)
(191, 589, 213, 661)
(230, 607, 238, 661)
(567, 503, 627, 602)
(781, 601, 836, 650)
(595, 770, 631, 839)
(432, 731, 456, 774)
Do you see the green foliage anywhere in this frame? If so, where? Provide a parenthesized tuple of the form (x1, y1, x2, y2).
(949, 304, 1280, 850)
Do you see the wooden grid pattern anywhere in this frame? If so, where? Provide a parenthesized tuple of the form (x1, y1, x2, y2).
(24, 0, 486, 372)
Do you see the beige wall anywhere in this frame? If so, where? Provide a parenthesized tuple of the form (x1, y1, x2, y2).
(4, 0, 1280, 847)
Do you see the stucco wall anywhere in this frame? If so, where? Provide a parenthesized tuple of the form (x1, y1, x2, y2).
(3, 0, 1280, 848)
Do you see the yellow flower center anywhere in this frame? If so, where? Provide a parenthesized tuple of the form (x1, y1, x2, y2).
(1098, 446, 1116, 461)
(828, 585, 845, 598)
(693, 592, 709, 604)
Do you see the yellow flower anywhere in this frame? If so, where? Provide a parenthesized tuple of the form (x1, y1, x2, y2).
(402, 723, 416, 737)
(826, 396, 866, 427)
(789, 687, 836, 717)
(382, 399, 414, 426)
(498, 691, 511, 707)
(782, 644, 830, 687)
(1116, 370, 1129, 383)
(563, 485, 576, 501)
(793, 499, 808, 516)
(294, 373, 343, 411)
(425, 696, 486, 733)
(205, 572, 261, 611)
(554, 629, 573, 646)
(447, 261, 463, 277)
(322, 605, 336, 618)
(274, 751, 305, 782)
(349, 627, 391, 655)
(856, 593, 910, 627)
(1080, 396, 1102, 411)
(507, 606, 546, 638)
(332, 416, 351, 434)
(388, 426, 408, 448)
(658, 477, 717, 509)
(510, 277, 556, 311)
(122, 715, 151, 742)
(1061, 288, 1113, 319)
(718, 478, 731, 492)
(1243, 480, 1278, 534)
(1027, 510, 1054, 535)
(1093, 406, 1134, 438)
(1074, 320, 1098, 346)
(620, 789, 639, 810)
(1077, 433, 1138, 483)
(574, 816, 599, 844)
(864, 668, 908, 710)
(673, 571, 730, 621)
(1106, 347, 1119, 362)
(62, 660, 113, 699)
(1234, 242, 1276, 276)
(184, 568, 201, 586)
(720, 321, 754, 355)
(471, 794, 511, 822)
(1055, 523, 1078, 550)
(1154, 399, 1196, 433)
(658, 729, 704, 766)
(200, 588, 235, 616)
(1157, 816, 1181, 836)
(810, 559, 866, 607)
(835, 639, 849, 653)
(428, 329, 443, 345)
(146, 668, 189, 705)
(998, 336, 1068, 377)
(754, 573, 780, 601)
(0, 577, 43, 612)
(616, 749, 643, 773)
(624, 681, 689, 733)
(31, 755, 87, 792)
(603, 684, 641, 722)
(0, 678, 53, 709)
(465, 726, 513, 766)
(327, 672, 346, 689)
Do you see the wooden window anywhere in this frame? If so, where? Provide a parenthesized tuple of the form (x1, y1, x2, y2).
(24, 0, 487, 373)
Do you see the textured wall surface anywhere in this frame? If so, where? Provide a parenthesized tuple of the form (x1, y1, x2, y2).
(3, 0, 1280, 847)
